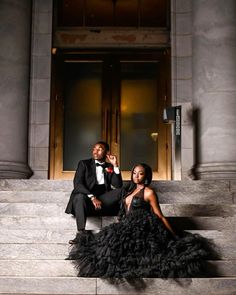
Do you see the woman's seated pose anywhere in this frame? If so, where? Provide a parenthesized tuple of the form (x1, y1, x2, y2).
(68, 163, 208, 278)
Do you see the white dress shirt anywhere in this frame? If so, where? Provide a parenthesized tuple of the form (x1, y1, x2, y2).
(95, 160, 105, 185)
(88, 160, 120, 198)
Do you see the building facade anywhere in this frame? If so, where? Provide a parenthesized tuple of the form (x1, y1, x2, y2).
(0, 0, 235, 180)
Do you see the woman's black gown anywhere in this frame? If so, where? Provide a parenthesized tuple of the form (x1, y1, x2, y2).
(68, 188, 208, 278)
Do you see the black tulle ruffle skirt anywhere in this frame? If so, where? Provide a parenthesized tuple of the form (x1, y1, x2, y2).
(68, 209, 207, 278)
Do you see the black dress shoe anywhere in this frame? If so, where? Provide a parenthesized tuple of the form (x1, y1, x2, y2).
(68, 230, 85, 244)
(68, 238, 78, 245)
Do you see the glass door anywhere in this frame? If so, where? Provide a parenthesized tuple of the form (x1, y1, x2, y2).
(120, 62, 159, 173)
(63, 62, 103, 170)
(112, 57, 171, 179)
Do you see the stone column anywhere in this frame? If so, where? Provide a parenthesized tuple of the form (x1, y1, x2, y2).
(192, 0, 236, 179)
(0, 0, 32, 178)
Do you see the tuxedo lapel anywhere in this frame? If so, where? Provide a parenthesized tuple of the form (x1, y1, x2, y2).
(103, 163, 112, 190)
(103, 166, 108, 189)
(91, 159, 96, 174)
(91, 159, 98, 185)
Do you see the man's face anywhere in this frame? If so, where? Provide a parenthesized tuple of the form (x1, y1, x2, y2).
(92, 143, 107, 161)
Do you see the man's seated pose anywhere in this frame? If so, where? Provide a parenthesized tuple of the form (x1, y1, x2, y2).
(65, 141, 123, 244)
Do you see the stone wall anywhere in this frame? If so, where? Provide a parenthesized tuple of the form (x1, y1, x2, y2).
(171, 0, 194, 180)
(29, 0, 53, 178)
(28, 0, 194, 180)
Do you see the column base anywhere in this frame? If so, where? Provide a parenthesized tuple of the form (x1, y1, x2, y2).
(0, 161, 33, 179)
(193, 162, 236, 180)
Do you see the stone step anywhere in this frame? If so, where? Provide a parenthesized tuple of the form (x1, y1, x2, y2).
(0, 259, 235, 278)
(0, 277, 235, 295)
(0, 215, 100, 230)
(0, 229, 232, 245)
(0, 191, 70, 203)
(206, 261, 236, 277)
(1, 179, 235, 193)
(151, 180, 235, 193)
(0, 180, 73, 192)
(157, 191, 234, 204)
(0, 203, 235, 217)
(0, 260, 77, 277)
(0, 229, 76, 243)
(0, 190, 234, 204)
(0, 215, 235, 230)
(0, 231, 235, 260)
(167, 216, 236, 231)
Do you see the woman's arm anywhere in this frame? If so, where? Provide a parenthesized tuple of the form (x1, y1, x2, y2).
(145, 188, 176, 236)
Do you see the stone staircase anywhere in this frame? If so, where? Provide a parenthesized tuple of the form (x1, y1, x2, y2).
(0, 179, 235, 295)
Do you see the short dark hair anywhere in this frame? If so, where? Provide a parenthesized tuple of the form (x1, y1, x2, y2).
(131, 163, 153, 186)
(95, 141, 110, 152)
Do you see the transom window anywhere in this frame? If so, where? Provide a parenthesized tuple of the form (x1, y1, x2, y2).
(55, 0, 170, 28)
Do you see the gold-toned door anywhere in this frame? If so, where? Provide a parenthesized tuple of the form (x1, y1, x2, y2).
(50, 51, 171, 180)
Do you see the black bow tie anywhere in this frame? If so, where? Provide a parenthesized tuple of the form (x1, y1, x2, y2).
(96, 162, 106, 168)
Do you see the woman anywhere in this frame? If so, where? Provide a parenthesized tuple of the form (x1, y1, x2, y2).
(68, 163, 207, 278)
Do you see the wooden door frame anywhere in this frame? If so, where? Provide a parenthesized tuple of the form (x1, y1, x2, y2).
(49, 49, 171, 180)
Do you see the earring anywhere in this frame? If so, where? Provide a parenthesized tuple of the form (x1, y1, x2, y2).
(144, 179, 148, 185)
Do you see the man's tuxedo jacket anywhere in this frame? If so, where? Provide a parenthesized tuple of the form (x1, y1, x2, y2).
(65, 158, 123, 214)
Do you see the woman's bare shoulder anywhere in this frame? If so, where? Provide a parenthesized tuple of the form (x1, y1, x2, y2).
(144, 187, 156, 198)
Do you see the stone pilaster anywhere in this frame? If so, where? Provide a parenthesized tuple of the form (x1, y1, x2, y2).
(192, 0, 236, 179)
(0, 0, 32, 178)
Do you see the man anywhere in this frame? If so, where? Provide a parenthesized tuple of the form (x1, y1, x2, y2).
(65, 141, 123, 244)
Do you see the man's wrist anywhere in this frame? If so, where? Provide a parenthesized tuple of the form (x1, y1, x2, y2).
(88, 194, 96, 201)
(113, 166, 120, 174)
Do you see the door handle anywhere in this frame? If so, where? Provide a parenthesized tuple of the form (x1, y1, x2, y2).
(151, 132, 158, 142)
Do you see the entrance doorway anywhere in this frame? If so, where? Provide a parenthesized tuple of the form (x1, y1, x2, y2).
(50, 50, 171, 180)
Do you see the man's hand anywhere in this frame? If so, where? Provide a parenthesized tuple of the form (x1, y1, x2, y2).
(91, 197, 102, 210)
(106, 153, 118, 167)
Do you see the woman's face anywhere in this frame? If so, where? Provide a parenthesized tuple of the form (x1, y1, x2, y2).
(132, 165, 146, 184)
